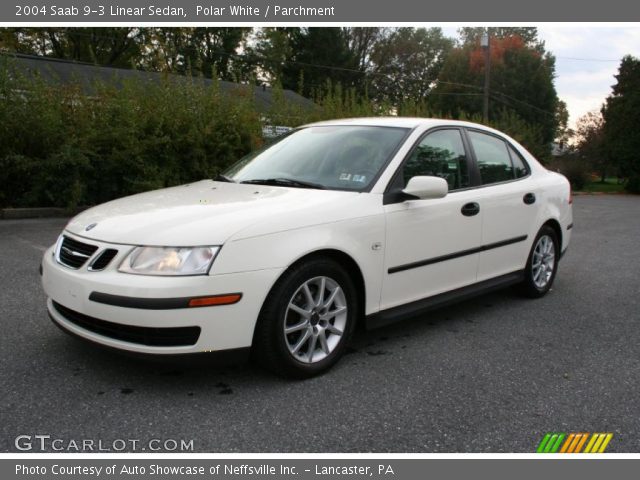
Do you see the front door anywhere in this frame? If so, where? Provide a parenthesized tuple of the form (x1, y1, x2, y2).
(381, 128, 482, 311)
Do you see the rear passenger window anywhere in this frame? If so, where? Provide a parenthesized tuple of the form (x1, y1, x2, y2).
(468, 130, 514, 185)
(508, 145, 529, 178)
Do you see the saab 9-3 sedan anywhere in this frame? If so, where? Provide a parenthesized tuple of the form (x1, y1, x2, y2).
(42, 118, 572, 377)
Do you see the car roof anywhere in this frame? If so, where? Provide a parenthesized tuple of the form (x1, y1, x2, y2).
(303, 116, 545, 171)
(305, 117, 490, 130)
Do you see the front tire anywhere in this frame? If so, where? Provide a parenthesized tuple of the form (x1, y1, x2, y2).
(519, 225, 559, 298)
(253, 258, 358, 378)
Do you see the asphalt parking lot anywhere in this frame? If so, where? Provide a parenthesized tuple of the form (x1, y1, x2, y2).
(1, 195, 639, 453)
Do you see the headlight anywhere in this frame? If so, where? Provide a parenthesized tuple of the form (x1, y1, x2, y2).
(53, 234, 64, 257)
(118, 246, 220, 276)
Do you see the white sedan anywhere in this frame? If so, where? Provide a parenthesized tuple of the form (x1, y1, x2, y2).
(41, 118, 572, 377)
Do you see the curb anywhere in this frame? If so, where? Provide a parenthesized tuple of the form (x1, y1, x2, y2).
(572, 191, 629, 196)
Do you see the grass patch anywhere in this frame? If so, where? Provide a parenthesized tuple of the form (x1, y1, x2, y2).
(577, 177, 626, 193)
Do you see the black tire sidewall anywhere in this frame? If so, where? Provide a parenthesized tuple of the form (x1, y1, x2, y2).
(523, 225, 560, 297)
(256, 258, 358, 377)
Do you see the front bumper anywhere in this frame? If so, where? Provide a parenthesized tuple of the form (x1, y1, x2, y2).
(42, 236, 283, 355)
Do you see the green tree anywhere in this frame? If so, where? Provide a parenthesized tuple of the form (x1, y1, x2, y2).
(555, 100, 572, 147)
(429, 32, 559, 157)
(575, 110, 606, 182)
(602, 55, 640, 192)
(251, 27, 383, 96)
(142, 28, 251, 80)
(280, 28, 359, 97)
(248, 27, 301, 84)
(369, 28, 453, 110)
(0, 28, 145, 67)
(345, 27, 385, 71)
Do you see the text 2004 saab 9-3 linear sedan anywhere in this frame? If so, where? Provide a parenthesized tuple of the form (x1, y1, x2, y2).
(42, 118, 572, 377)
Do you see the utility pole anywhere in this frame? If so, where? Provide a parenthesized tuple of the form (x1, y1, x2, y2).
(481, 28, 491, 123)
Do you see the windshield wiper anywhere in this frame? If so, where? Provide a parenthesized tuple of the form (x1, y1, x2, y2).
(240, 178, 326, 190)
(214, 174, 236, 183)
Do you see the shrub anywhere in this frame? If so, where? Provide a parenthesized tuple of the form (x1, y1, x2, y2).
(560, 158, 590, 190)
(625, 175, 640, 193)
(0, 57, 559, 208)
(0, 59, 263, 209)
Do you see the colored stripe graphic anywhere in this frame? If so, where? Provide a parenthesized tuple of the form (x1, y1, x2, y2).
(564, 433, 585, 453)
(584, 433, 599, 453)
(598, 433, 614, 453)
(559, 433, 575, 453)
(584, 433, 614, 453)
(537, 433, 613, 453)
(574, 433, 589, 453)
(536, 434, 551, 453)
(549, 434, 565, 453)
(543, 434, 559, 453)
(537, 433, 565, 453)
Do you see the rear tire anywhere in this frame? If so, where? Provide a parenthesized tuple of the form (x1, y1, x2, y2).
(252, 258, 358, 378)
(519, 225, 559, 298)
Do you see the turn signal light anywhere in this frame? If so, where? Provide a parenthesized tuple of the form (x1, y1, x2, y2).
(188, 293, 242, 307)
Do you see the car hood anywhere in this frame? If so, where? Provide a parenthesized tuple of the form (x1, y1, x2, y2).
(65, 180, 372, 246)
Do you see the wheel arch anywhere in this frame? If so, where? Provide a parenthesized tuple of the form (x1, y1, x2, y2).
(541, 218, 563, 252)
(256, 248, 368, 336)
(293, 249, 366, 328)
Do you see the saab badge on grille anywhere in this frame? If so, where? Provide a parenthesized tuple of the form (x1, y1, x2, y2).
(85, 223, 97, 232)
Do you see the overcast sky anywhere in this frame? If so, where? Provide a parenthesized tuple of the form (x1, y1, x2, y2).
(539, 26, 640, 128)
(443, 26, 640, 129)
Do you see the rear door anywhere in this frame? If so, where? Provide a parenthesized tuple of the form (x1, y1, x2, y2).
(464, 129, 540, 282)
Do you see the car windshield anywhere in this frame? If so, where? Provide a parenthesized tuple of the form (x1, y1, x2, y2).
(224, 125, 409, 191)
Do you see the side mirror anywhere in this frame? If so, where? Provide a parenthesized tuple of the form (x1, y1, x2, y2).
(402, 176, 448, 200)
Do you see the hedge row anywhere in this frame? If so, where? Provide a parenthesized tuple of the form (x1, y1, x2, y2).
(0, 61, 266, 209)
(0, 59, 550, 209)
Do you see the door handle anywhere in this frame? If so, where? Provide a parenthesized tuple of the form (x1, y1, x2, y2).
(523, 192, 536, 205)
(461, 202, 480, 217)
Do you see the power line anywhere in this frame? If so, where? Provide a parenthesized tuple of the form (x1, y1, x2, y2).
(432, 79, 557, 117)
(435, 80, 484, 91)
(7, 30, 559, 117)
(426, 92, 484, 96)
(490, 93, 556, 118)
(226, 50, 541, 115)
(493, 91, 556, 116)
(20, 28, 626, 65)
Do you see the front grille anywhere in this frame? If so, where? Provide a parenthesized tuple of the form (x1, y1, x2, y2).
(89, 249, 118, 271)
(58, 236, 98, 269)
(52, 301, 201, 347)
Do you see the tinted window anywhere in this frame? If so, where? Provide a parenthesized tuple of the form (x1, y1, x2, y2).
(508, 145, 529, 178)
(468, 131, 514, 185)
(402, 129, 470, 191)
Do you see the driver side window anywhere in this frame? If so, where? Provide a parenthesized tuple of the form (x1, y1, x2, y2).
(402, 129, 470, 191)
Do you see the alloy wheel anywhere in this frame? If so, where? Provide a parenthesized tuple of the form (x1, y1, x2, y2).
(532, 234, 555, 289)
(283, 276, 348, 363)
